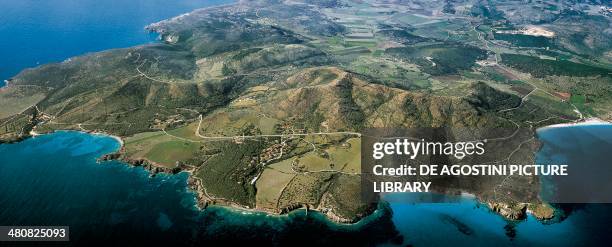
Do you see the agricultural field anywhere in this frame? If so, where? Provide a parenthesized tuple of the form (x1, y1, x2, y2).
(123, 131, 202, 167)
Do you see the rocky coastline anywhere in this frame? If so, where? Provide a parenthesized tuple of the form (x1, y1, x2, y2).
(2, 127, 560, 224)
(96, 140, 367, 224)
(487, 201, 555, 221)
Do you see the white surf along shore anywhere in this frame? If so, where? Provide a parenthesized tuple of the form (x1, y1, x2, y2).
(538, 118, 612, 131)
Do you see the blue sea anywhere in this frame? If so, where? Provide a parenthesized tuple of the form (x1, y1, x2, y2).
(0, 0, 233, 87)
(382, 123, 612, 246)
(0, 132, 200, 242)
(0, 131, 401, 246)
(385, 194, 612, 247)
(1, 0, 612, 245)
(1, 127, 611, 246)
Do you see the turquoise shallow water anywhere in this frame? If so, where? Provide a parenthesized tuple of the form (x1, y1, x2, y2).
(0, 0, 233, 87)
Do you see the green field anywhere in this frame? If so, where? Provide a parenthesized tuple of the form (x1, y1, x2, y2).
(146, 140, 201, 165)
(124, 131, 202, 167)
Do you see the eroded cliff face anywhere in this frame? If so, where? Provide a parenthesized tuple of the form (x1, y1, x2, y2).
(488, 202, 528, 221)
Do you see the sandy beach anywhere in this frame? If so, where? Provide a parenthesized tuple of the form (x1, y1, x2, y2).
(538, 118, 612, 130)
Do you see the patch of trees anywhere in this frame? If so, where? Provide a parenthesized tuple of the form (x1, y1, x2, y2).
(501, 54, 612, 78)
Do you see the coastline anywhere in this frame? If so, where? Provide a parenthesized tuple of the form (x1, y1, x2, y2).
(145, 2, 237, 31)
(0, 0, 584, 228)
(530, 117, 612, 222)
(0, 0, 361, 225)
(537, 117, 612, 131)
(2, 126, 559, 224)
(3, 100, 579, 225)
(76, 130, 365, 225)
